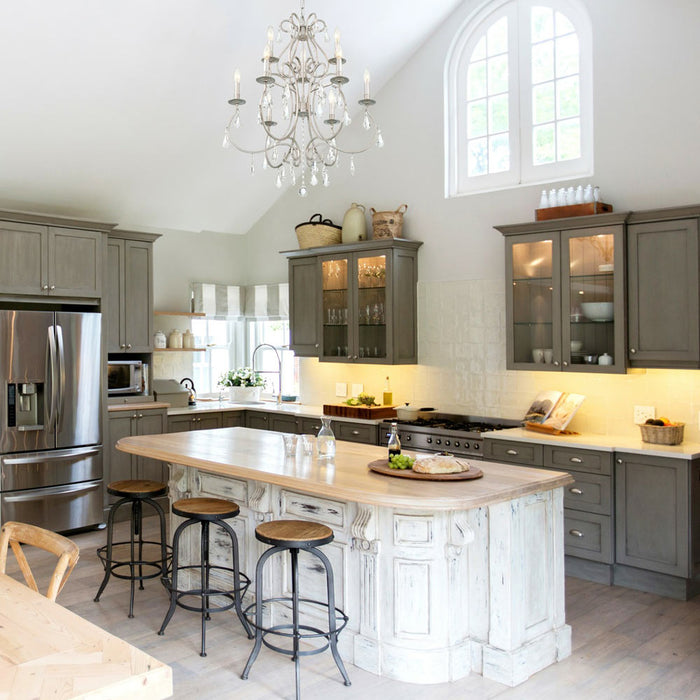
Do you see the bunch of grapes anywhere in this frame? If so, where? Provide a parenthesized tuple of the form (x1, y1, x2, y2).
(389, 454, 415, 470)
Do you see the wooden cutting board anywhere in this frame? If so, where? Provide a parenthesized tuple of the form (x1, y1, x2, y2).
(323, 404, 397, 419)
(367, 459, 483, 481)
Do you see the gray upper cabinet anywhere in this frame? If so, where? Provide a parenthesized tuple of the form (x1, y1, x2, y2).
(627, 206, 700, 368)
(496, 214, 627, 372)
(0, 214, 108, 299)
(106, 231, 159, 353)
(282, 239, 423, 364)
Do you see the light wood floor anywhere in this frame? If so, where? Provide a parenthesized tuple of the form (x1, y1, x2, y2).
(5, 518, 700, 700)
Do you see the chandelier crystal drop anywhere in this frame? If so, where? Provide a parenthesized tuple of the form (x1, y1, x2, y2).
(224, 0, 381, 194)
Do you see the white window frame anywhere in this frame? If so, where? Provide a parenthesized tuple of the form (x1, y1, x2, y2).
(444, 0, 593, 197)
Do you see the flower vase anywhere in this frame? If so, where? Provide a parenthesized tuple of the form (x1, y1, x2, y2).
(228, 386, 261, 403)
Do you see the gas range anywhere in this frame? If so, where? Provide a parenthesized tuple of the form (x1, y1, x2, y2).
(378, 414, 521, 458)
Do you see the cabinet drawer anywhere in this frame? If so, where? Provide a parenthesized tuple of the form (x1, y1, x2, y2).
(562, 470, 612, 515)
(300, 417, 323, 434)
(280, 490, 346, 529)
(334, 421, 377, 444)
(484, 439, 542, 466)
(544, 446, 612, 475)
(195, 470, 248, 505)
(564, 510, 613, 563)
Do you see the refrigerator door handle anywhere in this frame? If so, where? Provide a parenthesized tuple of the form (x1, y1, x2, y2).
(2, 479, 101, 502)
(47, 325, 58, 432)
(55, 323, 66, 429)
(2, 445, 102, 466)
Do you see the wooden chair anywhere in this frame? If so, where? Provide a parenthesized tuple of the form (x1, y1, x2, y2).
(0, 521, 79, 602)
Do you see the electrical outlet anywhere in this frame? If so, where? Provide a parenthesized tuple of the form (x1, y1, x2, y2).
(335, 382, 347, 398)
(351, 383, 363, 397)
(633, 405, 655, 424)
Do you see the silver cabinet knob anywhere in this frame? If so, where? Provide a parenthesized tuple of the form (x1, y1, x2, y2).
(42, 284, 49, 290)
(562, 361, 568, 367)
(630, 348, 636, 354)
(314, 343, 319, 348)
(570, 456, 582, 463)
(120, 344, 126, 349)
(138, 413, 143, 418)
(569, 487, 583, 495)
(506, 449, 518, 455)
(569, 529, 584, 538)
(126, 343, 132, 349)
(617, 458, 622, 464)
(353, 355, 358, 360)
(49, 284, 56, 290)
(554, 361, 560, 366)
(351, 430, 359, 436)
(132, 413, 137, 419)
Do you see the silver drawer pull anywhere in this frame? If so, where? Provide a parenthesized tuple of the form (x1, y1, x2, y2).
(569, 457, 582, 463)
(569, 529, 584, 538)
(506, 449, 518, 455)
(351, 430, 359, 435)
(569, 487, 583, 495)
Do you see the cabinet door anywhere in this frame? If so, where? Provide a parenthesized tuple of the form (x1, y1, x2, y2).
(246, 411, 270, 430)
(136, 410, 167, 482)
(355, 251, 390, 363)
(105, 239, 125, 352)
(168, 415, 196, 433)
(107, 413, 136, 490)
(334, 420, 377, 444)
(0, 221, 47, 295)
(562, 226, 625, 372)
(288, 257, 319, 356)
(269, 414, 299, 433)
(615, 453, 689, 577)
(197, 413, 222, 430)
(48, 227, 102, 297)
(320, 255, 351, 361)
(627, 219, 699, 367)
(222, 411, 245, 427)
(505, 233, 561, 369)
(123, 240, 153, 352)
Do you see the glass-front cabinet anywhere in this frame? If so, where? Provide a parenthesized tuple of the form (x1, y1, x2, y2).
(498, 214, 626, 372)
(283, 239, 422, 364)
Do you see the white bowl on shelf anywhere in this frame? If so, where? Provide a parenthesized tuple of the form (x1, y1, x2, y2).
(570, 340, 583, 352)
(581, 302, 614, 322)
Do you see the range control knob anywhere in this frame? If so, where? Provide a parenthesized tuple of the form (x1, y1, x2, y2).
(404, 434, 411, 441)
(473, 443, 480, 450)
(435, 439, 442, 445)
(454, 441, 460, 448)
(426, 437, 433, 444)
(444, 440, 451, 447)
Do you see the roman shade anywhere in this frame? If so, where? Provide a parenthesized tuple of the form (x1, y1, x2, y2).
(191, 283, 245, 319)
(244, 283, 289, 319)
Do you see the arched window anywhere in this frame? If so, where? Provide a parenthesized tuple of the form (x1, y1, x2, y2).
(445, 0, 592, 197)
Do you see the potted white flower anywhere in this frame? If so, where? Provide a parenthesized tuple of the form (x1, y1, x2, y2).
(219, 368, 266, 403)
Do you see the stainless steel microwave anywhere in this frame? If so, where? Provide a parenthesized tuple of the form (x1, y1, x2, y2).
(107, 360, 145, 395)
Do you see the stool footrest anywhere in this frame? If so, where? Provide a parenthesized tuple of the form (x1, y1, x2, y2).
(96, 541, 172, 583)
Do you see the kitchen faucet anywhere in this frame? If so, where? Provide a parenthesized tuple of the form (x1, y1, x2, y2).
(251, 343, 282, 404)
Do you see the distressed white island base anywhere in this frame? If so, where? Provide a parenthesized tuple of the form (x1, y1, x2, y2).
(117, 427, 573, 687)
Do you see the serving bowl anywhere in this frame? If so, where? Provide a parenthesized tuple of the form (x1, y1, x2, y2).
(581, 302, 614, 322)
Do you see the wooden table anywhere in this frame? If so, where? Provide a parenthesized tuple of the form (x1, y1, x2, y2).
(0, 573, 172, 699)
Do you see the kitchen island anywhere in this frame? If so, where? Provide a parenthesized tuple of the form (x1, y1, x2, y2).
(117, 427, 574, 687)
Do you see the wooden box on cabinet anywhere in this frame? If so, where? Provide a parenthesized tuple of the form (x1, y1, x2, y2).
(282, 238, 422, 364)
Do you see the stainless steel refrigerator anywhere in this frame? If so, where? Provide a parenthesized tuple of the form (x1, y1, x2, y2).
(0, 310, 103, 531)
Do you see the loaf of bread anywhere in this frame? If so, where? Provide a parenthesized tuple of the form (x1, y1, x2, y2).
(412, 455, 471, 474)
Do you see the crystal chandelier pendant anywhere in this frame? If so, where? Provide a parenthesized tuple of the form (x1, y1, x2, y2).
(299, 184, 308, 197)
(275, 172, 282, 188)
(362, 111, 371, 130)
(376, 129, 384, 148)
(250, 155, 255, 175)
(350, 156, 355, 175)
(222, 132, 230, 149)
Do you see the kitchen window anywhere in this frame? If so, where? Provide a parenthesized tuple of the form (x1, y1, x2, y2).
(190, 318, 244, 395)
(247, 319, 299, 399)
(444, 0, 593, 197)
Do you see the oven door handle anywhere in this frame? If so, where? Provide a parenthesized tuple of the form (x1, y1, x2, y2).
(2, 446, 102, 466)
(2, 479, 102, 502)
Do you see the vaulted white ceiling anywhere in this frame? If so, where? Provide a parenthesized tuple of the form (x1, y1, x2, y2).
(0, 1, 463, 235)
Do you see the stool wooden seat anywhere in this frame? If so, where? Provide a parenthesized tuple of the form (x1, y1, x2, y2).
(255, 520, 334, 548)
(107, 479, 168, 499)
(95, 479, 170, 618)
(242, 519, 350, 699)
(172, 497, 240, 521)
(159, 497, 251, 656)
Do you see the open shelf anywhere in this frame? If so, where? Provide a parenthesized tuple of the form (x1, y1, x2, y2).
(153, 347, 206, 352)
(154, 310, 205, 317)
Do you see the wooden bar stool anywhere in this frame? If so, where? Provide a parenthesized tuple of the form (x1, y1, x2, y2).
(158, 497, 252, 657)
(241, 519, 350, 700)
(94, 479, 170, 618)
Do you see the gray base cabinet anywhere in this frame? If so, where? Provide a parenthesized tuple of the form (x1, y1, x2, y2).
(168, 412, 223, 432)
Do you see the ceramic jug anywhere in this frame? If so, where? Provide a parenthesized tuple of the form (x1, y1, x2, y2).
(341, 203, 367, 243)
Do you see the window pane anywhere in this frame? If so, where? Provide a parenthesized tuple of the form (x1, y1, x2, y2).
(489, 94, 509, 133)
(487, 16, 508, 56)
(557, 118, 581, 160)
(533, 124, 556, 164)
(533, 82, 555, 124)
(489, 133, 510, 172)
(532, 40, 554, 84)
(468, 99, 488, 138)
(531, 6, 553, 43)
(556, 76, 580, 118)
(556, 34, 579, 77)
(467, 60, 487, 100)
(555, 11, 575, 36)
(488, 54, 509, 94)
(468, 138, 488, 176)
(472, 36, 486, 61)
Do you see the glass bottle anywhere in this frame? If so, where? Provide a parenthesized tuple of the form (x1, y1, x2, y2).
(317, 416, 336, 459)
(387, 422, 401, 458)
(382, 376, 393, 406)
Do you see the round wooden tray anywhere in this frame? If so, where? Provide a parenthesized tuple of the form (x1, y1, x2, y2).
(367, 459, 483, 481)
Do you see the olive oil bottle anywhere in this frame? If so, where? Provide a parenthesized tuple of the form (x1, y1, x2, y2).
(382, 376, 393, 405)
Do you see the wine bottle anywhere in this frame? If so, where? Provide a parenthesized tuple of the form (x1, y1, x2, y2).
(387, 421, 401, 458)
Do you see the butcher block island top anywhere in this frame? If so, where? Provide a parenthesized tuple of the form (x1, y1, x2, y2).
(116, 427, 572, 510)
(0, 574, 172, 699)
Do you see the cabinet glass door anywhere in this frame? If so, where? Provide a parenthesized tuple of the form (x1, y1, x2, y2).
(321, 258, 349, 360)
(564, 227, 623, 371)
(356, 254, 387, 361)
(509, 237, 559, 367)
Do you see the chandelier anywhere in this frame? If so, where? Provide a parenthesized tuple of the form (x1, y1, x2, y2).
(223, 1, 383, 197)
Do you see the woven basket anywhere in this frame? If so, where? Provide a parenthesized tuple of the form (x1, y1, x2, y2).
(639, 422, 684, 445)
(370, 204, 407, 239)
(295, 213, 342, 249)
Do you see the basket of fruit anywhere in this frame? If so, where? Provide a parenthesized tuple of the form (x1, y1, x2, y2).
(639, 418, 684, 445)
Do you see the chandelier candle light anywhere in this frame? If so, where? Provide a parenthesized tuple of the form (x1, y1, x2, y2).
(223, 0, 383, 197)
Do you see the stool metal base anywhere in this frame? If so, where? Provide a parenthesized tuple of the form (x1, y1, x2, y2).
(159, 515, 252, 657)
(242, 544, 351, 700)
(94, 494, 170, 618)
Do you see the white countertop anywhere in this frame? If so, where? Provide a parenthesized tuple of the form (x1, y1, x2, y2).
(486, 427, 700, 459)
